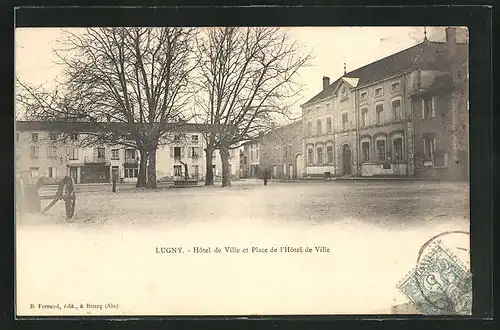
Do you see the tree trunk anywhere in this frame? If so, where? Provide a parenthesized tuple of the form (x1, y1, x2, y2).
(220, 145, 231, 187)
(136, 149, 147, 188)
(205, 147, 214, 185)
(146, 148, 157, 189)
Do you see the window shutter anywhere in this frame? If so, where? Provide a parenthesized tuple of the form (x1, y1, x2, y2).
(431, 97, 436, 117)
(53, 167, 58, 179)
(187, 148, 191, 158)
(421, 99, 425, 119)
(170, 147, 173, 158)
(182, 147, 185, 158)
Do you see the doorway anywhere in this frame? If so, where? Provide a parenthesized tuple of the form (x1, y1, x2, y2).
(342, 144, 352, 175)
(295, 153, 303, 178)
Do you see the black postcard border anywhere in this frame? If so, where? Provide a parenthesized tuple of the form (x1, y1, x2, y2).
(3, 3, 495, 330)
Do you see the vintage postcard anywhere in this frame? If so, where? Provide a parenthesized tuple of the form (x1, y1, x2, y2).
(15, 26, 470, 316)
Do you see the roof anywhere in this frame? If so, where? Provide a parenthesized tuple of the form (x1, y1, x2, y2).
(15, 121, 216, 133)
(303, 40, 467, 106)
(242, 120, 302, 146)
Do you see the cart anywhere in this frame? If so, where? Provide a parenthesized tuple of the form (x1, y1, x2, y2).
(16, 172, 76, 219)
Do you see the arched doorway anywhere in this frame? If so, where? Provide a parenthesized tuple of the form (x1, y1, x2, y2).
(342, 144, 352, 175)
(295, 153, 303, 178)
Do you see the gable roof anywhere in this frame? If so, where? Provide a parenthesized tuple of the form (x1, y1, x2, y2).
(303, 40, 466, 107)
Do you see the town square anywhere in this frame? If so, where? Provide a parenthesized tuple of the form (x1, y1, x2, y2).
(15, 25, 470, 316)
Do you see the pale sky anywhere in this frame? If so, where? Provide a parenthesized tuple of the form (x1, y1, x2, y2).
(15, 27, 448, 119)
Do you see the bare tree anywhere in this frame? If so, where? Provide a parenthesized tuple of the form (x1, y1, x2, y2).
(195, 27, 311, 187)
(16, 27, 198, 189)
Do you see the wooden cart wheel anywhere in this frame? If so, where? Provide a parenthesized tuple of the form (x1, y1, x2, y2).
(62, 176, 76, 219)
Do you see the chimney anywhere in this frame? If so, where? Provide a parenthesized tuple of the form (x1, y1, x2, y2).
(322, 76, 330, 91)
(445, 26, 459, 82)
(445, 26, 457, 55)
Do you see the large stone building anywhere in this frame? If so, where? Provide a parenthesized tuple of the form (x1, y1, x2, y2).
(15, 121, 240, 184)
(300, 26, 468, 180)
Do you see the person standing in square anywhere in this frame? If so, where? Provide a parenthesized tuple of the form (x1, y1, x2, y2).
(112, 171, 118, 193)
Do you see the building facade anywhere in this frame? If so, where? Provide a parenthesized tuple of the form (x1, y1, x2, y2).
(15, 121, 240, 184)
(259, 121, 303, 179)
(241, 140, 261, 178)
(300, 26, 468, 180)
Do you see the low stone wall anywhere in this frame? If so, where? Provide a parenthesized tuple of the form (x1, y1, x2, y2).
(361, 163, 407, 177)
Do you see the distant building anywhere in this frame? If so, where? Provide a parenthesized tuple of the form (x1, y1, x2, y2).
(259, 121, 303, 179)
(242, 140, 261, 178)
(15, 121, 240, 184)
(300, 26, 468, 180)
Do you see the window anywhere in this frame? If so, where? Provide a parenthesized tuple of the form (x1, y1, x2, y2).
(327, 146, 333, 164)
(16, 133, 19, 142)
(256, 149, 259, 159)
(191, 147, 199, 158)
(376, 139, 386, 161)
(174, 147, 181, 158)
(125, 149, 136, 160)
(361, 108, 368, 127)
(70, 133, 78, 141)
(307, 121, 312, 137)
(317, 147, 323, 165)
(326, 103, 331, 108)
(174, 134, 181, 142)
(30, 146, 39, 158)
(111, 149, 119, 159)
(49, 133, 58, 141)
(48, 146, 57, 158)
(422, 97, 435, 119)
(376, 104, 384, 125)
(423, 135, 436, 160)
(317, 119, 322, 135)
(192, 165, 199, 178)
(97, 147, 106, 159)
(69, 147, 78, 160)
(124, 168, 139, 178)
(29, 167, 39, 179)
(393, 99, 402, 121)
(307, 148, 314, 165)
(31, 133, 38, 142)
(173, 165, 182, 176)
(192, 135, 199, 143)
(393, 138, 403, 161)
(391, 82, 401, 92)
(362, 142, 370, 162)
(360, 92, 368, 101)
(326, 117, 332, 133)
(48, 167, 57, 178)
(374, 87, 383, 97)
(342, 112, 348, 130)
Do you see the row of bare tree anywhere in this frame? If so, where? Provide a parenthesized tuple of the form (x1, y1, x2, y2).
(16, 27, 311, 188)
